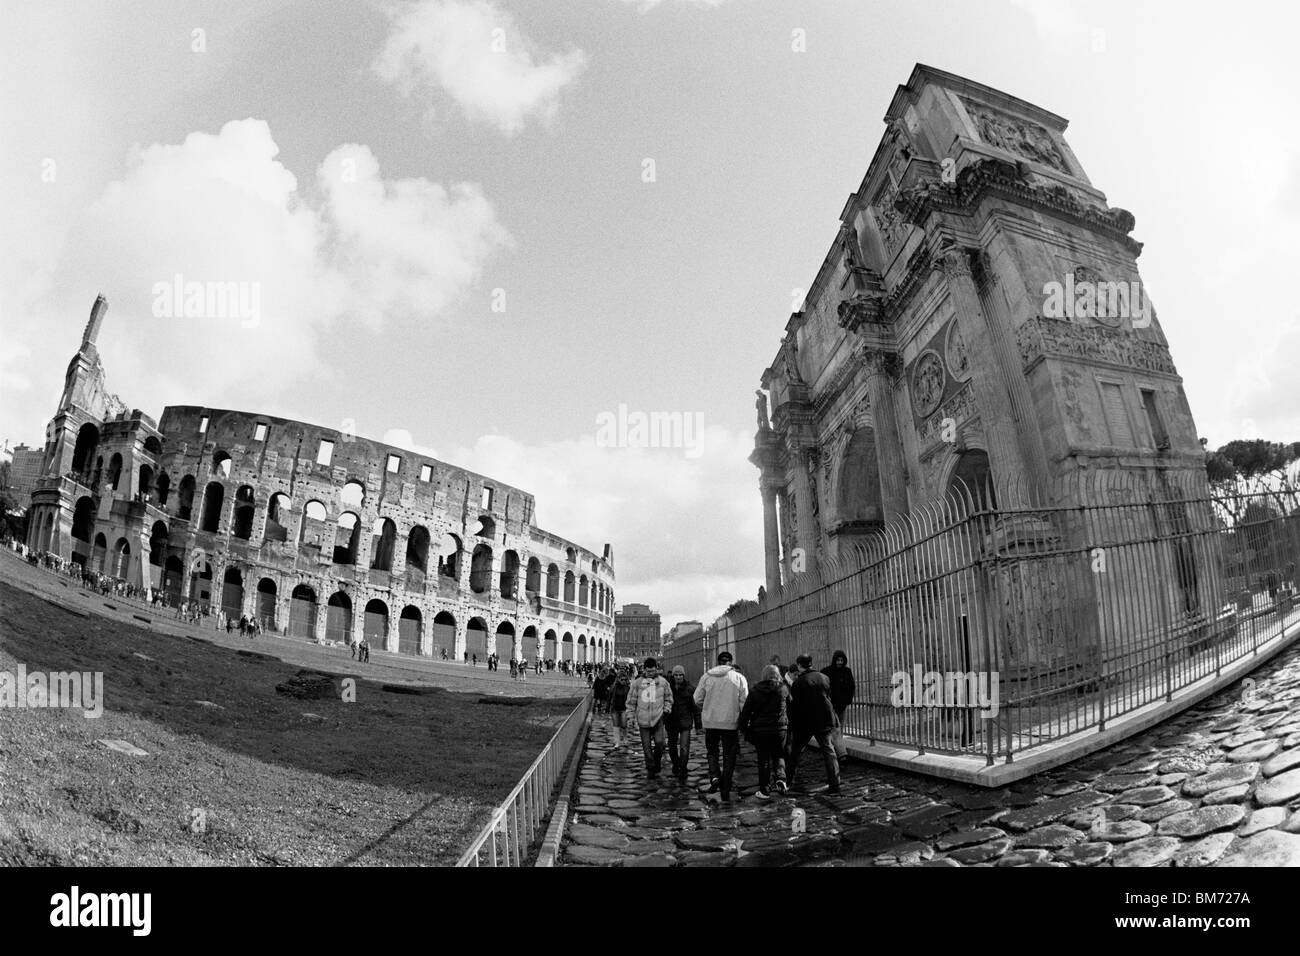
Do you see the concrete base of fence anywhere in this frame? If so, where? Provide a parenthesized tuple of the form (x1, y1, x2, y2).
(534, 710, 593, 867)
(847, 617, 1300, 787)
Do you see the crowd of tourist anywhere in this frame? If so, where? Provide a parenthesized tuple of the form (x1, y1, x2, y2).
(590, 650, 856, 802)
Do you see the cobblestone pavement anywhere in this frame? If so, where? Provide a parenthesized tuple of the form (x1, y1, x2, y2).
(559, 647, 1300, 867)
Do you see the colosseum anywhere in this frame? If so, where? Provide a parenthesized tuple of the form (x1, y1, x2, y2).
(24, 296, 618, 663)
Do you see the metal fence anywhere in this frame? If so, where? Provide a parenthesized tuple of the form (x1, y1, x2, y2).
(455, 692, 591, 867)
(724, 470, 1300, 767)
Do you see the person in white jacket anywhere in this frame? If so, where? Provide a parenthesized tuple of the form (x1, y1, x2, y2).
(693, 651, 749, 801)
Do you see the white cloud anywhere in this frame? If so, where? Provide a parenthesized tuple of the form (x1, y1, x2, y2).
(35, 118, 509, 421)
(443, 423, 765, 626)
(374, 0, 586, 135)
(614, 0, 734, 11)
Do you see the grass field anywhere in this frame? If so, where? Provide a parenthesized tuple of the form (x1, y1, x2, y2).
(0, 568, 581, 866)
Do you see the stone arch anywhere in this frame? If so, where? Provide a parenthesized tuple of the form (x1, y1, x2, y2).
(222, 567, 244, 620)
(577, 634, 587, 663)
(290, 583, 318, 638)
(112, 536, 131, 578)
(340, 480, 364, 509)
(212, 449, 232, 479)
(563, 570, 576, 603)
(405, 525, 430, 591)
(177, 475, 196, 521)
(164, 555, 184, 601)
(326, 591, 354, 643)
(333, 512, 360, 564)
(398, 605, 422, 655)
(546, 563, 560, 598)
(561, 631, 574, 661)
(439, 533, 462, 580)
(364, 598, 389, 648)
(107, 453, 123, 491)
(200, 481, 225, 533)
(495, 620, 515, 659)
(522, 625, 538, 661)
(156, 472, 171, 507)
(526, 557, 541, 592)
(70, 496, 95, 545)
(92, 532, 108, 572)
(470, 543, 493, 594)
(256, 577, 278, 630)
(71, 423, 99, 480)
(944, 447, 996, 512)
(266, 493, 291, 542)
(475, 515, 496, 538)
(189, 560, 213, 605)
(370, 517, 397, 571)
(500, 549, 519, 598)
(466, 616, 490, 659)
(432, 610, 456, 658)
(834, 427, 883, 528)
(148, 520, 169, 567)
(579, 574, 589, 607)
(232, 485, 256, 540)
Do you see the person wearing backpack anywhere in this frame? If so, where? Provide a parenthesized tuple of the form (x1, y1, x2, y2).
(787, 654, 841, 794)
(626, 658, 674, 778)
(609, 666, 632, 749)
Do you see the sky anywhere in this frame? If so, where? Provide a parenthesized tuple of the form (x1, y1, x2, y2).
(1, 0, 1298, 630)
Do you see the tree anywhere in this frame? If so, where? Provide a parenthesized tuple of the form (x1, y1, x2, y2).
(1206, 437, 1300, 524)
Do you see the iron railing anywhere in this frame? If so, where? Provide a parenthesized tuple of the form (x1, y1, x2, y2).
(711, 470, 1300, 768)
(455, 691, 591, 866)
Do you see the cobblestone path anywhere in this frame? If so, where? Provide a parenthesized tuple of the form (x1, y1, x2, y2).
(559, 646, 1300, 867)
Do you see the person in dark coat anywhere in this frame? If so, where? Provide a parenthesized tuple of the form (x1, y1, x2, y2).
(787, 654, 841, 794)
(821, 650, 855, 763)
(738, 664, 790, 797)
(664, 665, 703, 782)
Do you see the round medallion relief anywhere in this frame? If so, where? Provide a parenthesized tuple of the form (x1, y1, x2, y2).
(945, 323, 971, 382)
(911, 350, 946, 418)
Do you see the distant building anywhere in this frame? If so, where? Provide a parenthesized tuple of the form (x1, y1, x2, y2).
(8, 444, 44, 502)
(665, 620, 703, 646)
(615, 603, 662, 662)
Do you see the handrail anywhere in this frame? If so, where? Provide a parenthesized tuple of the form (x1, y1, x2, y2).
(455, 691, 591, 866)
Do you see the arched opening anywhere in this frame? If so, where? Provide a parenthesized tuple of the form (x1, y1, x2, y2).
(561, 631, 574, 661)
(326, 591, 354, 644)
(107, 453, 123, 491)
(92, 533, 107, 572)
(139, 464, 154, 499)
(341, 480, 364, 509)
(156, 472, 171, 507)
(148, 520, 169, 566)
(333, 512, 360, 564)
(364, 598, 389, 650)
(369, 517, 397, 572)
(947, 449, 996, 512)
(565, 547, 576, 563)
(200, 481, 225, 533)
(432, 610, 456, 658)
(439, 533, 462, 580)
(546, 563, 560, 598)
(466, 617, 490, 659)
(92, 456, 103, 489)
(112, 537, 131, 579)
(212, 449, 232, 479)
(71, 496, 95, 545)
(544, 628, 557, 661)
(470, 543, 493, 594)
(563, 570, 575, 603)
(525, 557, 541, 593)
(232, 485, 256, 540)
(578, 634, 587, 663)
(300, 500, 327, 547)
(499, 550, 519, 599)
(522, 625, 538, 661)
(579, 574, 589, 607)
(177, 475, 196, 521)
(70, 423, 99, 482)
(163, 555, 183, 602)
(405, 525, 430, 591)
(495, 620, 515, 659)
(265, 492, 291, 542)
(398, 605, 422, 655)
(143, 436, 162, 456)
(221, 567, 244, 621)
(475, 515, 496, 538)
(257, 578, 278, 631)
(189, 560, 213, 606)
(289, 583, 318, 638)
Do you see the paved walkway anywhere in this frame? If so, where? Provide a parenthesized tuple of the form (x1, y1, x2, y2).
(559, 647, 1300, 867)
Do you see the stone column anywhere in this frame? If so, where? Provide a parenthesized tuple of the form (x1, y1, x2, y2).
(760, 479, 782, 593)
(864, 350, 910, 521)
(313, 601, 327, 643)
(454, 620, 467, 662)
(786, 449, 818, 571)
(934, 246, 1045, 493)
(419, 614, 433, 657)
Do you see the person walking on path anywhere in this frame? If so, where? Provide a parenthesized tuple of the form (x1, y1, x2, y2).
(627, 658, 674, 778)
(786, 654, 841, 794)
(737, 663, 790, 798)
(664, 665, 702, 783)
(693, 651, 748, 801)
(609, 666, 632, 749)
(821, 650, 856, 764)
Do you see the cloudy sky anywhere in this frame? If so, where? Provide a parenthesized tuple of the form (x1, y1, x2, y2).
(1, 0, 1298, 630)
